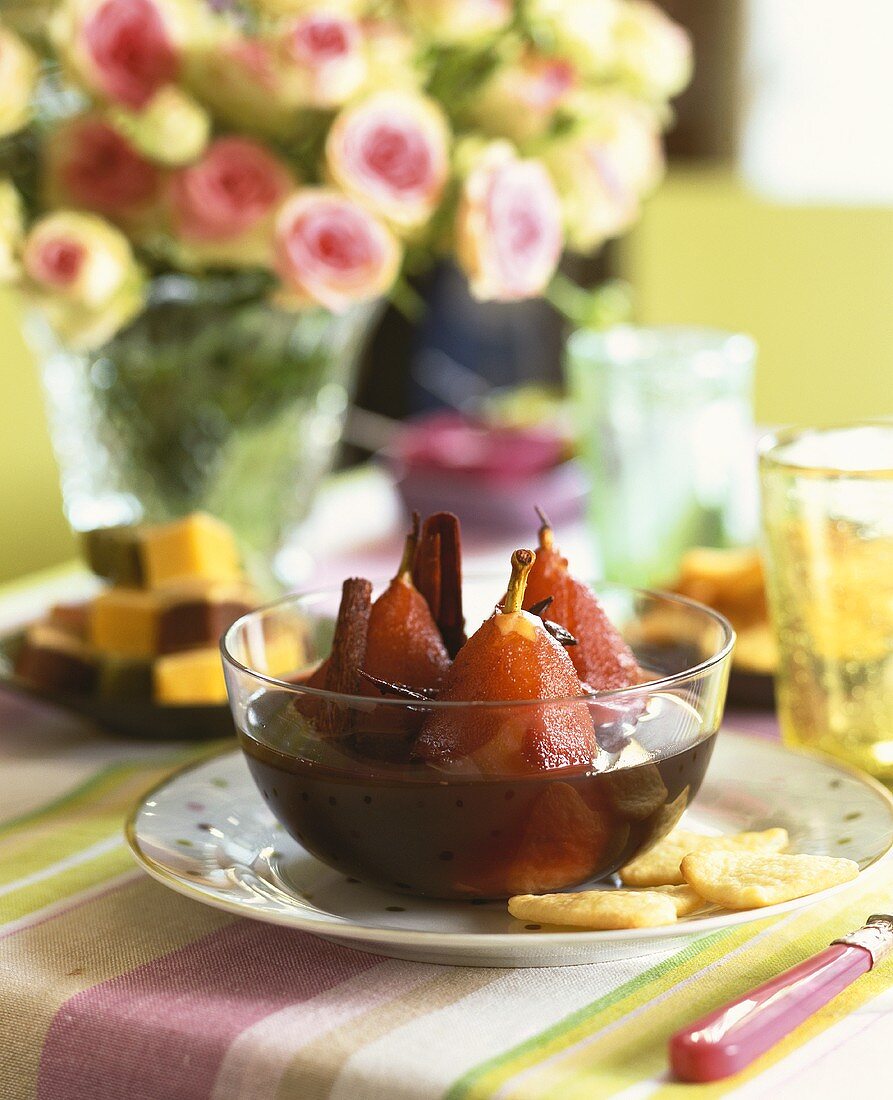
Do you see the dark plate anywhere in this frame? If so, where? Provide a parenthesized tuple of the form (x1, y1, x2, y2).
(727, 666, 776, 709)
(0, 630, 234, 741)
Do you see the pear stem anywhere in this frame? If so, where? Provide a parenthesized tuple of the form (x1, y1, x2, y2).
(504, 549, 536, 614)
(535, 506, 554, 550)
(396, 511, 421, 581)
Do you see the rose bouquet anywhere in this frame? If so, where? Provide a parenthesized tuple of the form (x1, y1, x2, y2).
(0, 0, 690, 581)
(0, 0, 690, 341)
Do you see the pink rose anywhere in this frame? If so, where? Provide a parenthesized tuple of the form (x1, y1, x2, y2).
(45, 116, 163, 222)
(456, 143, 563, 302)
(25, 236, 87, 289)
(80, 0, 179, 109)
(280, 11, 366, 107)
(326, 93, 450, 229)
(226, 38, 279, 95)
(522, 56, 576, 113)
(275, 189, 400, 312)
(170, 137, 293, 242)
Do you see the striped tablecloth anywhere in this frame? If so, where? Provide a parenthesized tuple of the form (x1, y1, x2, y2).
(2, 573, 893, 1099)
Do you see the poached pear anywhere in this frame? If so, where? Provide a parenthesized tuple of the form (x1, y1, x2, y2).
(305, 516, 451, 698)
(415, 549, 597, 775)
(525, 510, 640, 691)
(364, 514, 451, 691)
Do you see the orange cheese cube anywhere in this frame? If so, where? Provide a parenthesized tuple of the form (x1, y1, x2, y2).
(141, 513, 242, 589)
(153, 647, 228, 705)
(90, 589, 160, 658)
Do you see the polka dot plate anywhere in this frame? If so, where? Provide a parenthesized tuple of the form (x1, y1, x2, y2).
(126, 731, 893, 967)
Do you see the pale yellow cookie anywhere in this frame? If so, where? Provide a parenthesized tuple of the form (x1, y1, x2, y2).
(508, 889, 677, 930)
(620, 827, 789, 887)
(680, 851, 858, 909)
(652, 884, 707, 917)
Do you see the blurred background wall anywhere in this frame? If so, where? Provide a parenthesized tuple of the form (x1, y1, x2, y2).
(3, 0, 892, 583)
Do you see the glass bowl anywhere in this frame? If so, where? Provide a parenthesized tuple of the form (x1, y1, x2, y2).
(221, 578, 734, 900)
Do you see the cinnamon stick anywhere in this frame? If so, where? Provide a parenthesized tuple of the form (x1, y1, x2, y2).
(412, 512, 466, 657)
(321, 577, 372, 736)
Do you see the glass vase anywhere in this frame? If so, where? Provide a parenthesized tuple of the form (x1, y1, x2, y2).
(26, 273, 379, 591)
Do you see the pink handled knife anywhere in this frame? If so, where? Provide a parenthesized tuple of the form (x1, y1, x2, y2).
(670, 913, 893, 1082)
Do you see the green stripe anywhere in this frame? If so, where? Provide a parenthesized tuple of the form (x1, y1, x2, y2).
(0, 760, 181, 875)
(507, 870, 893, 1100)
(0, 842, 134, 926)
(0, 746, 222, 895)
(0, 761, 147, 838)
(0, 745, 223, 923)
(0, 743, 222, 844)
(445, 930, 731, 1100)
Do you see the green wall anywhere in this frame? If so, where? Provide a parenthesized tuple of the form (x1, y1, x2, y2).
(3, 167, 892, 583)
(1, 286, 76, 584)
(620, 168, 893, 426)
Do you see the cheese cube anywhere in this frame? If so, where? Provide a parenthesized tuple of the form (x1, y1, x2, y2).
(90, 589, 160, 658)
(141, 513, 242, 589)
(154, 648, 229, 705)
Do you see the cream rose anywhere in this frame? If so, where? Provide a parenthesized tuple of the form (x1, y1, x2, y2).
(402, 0, 511, 44)
(0, 26, 40, 138)
(456, 143, 563, 302)
(21, 211, 146, 348)
(472, 48, 577, 144)
(544, 95, 663, 251)
(254, 0, 362, 15)
(326, 92, 450, 230)
(361, 20, 425, 92)
(527, 0, 620, 76)
(275, 188, 400, 312)
(0, 180, 24, 282)
(107, 85, 210, 166)
(43, 114, 164, 225)
(613, 0, 692, 101)
(188, 33, 296, 138)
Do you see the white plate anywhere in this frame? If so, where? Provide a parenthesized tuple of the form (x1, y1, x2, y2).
(126, 731, 893, 967)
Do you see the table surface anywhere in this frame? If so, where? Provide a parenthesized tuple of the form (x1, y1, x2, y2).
(2, 480, 892, 1100)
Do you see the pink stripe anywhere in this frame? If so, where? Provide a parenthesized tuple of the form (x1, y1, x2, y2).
(37, 920, 384, 1100)
(213, 959, 440, 1097)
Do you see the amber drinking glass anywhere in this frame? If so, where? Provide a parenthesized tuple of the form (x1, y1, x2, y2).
(760, 423, 893, 778)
